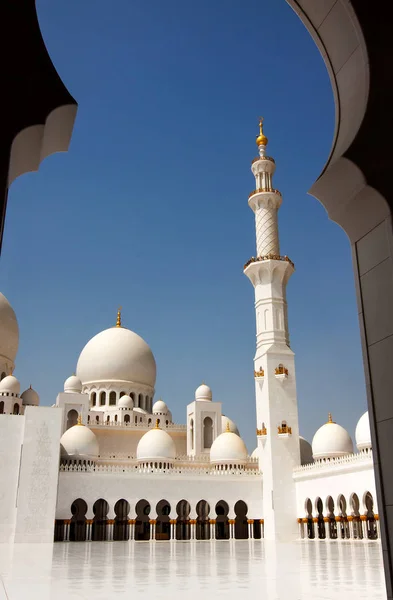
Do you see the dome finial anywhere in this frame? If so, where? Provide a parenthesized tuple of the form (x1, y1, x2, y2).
(116, 306, 122, 328)
(155, 419, 160, 429)
(226, 420, 231, 433)
(77, 413, 83, 426)
(327, 412, 334, 424)
(256, 117, 268, 147)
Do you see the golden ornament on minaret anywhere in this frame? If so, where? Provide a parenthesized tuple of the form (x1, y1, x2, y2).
(256, 117, 268, 147)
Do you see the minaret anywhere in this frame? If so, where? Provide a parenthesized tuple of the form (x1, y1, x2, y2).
(244, 119, 300, 541)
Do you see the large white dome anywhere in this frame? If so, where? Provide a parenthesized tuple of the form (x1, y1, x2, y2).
(312, 414, 353, 460)
(355, 411, 372, 451)
(60, 424, 99, 461)
(76, 326, 156, 388)
(210, 430, 248, 464)
(0, 293, 19, 366)
(137, 426, 176, 462)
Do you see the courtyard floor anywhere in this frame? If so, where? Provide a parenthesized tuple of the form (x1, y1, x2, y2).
(0, 539, 386, 599)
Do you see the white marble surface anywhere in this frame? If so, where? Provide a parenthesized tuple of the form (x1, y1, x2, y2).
(0, 540, 386, 599)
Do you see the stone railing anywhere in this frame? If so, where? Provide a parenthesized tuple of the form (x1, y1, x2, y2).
(89, 420, 186, 431)
(59, 463, 261, 477)
(252, 155, 275, 164)
(248, 188, 281, 198)
(293, 450, 373, 474)
(244, 254, 295, 270)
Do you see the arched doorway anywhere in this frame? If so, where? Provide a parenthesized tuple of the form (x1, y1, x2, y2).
(176, 499, 191, 541)
(113, 499, 130, 541)
(337, 494, 350, 539)
(135, 499, 150, 541)
(215, 500, 229, 540)
(326, 496, 337, 539)
(69, 498, 88, 542)
(13, 402, 19, 415)
(315, 497, 326, 539)
(305, 498, 314, 539)
(0, 401, 4, 414)
(196, 500, 210, 540)
(234, 500, 248, 539)
(350, 493, 363, 539)
(156, 499, 171, 540)
(92, 498, 109, 541)
(364, 491, 378, 540)
(67, 409, 78, 430)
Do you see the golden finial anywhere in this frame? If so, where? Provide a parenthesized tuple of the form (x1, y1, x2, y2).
(226, 421, 231, 433)
(327, 412, 334, 424)
(116, 306, 122, 328)
(155, 419, 160, 429)
(77, 414, 83, 426)
(256, 117, 268, 147)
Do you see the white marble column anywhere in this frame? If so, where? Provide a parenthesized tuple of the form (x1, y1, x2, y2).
(86, 520, 92, 541)
(129, 521, 134, 541)
(362, 518, 368, 540)
(65, 521, 70, 542)
(210, 521, 216, 540)
(348, 518, 354, 539)
(107, 522, 114, 541)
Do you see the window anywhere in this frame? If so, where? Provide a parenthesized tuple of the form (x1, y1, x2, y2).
(91, 392, 97, 406)
(100, 392, 106, 406)
(203, 417, 213, 449)
(109, 391, 116, 406)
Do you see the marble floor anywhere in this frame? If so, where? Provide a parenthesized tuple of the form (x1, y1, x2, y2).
(0, 540, 386, 600)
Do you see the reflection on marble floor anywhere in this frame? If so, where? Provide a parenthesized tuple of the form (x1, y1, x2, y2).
(0, 540, 386, 600)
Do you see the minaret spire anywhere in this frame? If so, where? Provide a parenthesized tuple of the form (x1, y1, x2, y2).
(244, 117, 300, 543)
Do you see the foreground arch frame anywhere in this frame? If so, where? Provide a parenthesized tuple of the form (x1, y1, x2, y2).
(286, 1, 393, 597)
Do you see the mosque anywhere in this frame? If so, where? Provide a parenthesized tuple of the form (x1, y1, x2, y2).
(0, 121, 378, 545)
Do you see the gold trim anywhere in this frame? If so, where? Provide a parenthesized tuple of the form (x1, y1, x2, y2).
(249, 187, 281, 198)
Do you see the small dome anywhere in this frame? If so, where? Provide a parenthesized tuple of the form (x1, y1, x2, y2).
(221, 415, 239, 436)
(355, 411, 371, 451)
(152, 399, 169, 414)
(60, 423, 99, 461)
(0, 374, 20, 395)
(64, 375, 82, 394)
(210, 430, 248, 464)
(118, 394, 134, 409)
(21, 385, 39, 406)
(137, 425, 176, 462)
(195, 383, 212, 402)
(251, 447, 259, 459)
(299, 436, 314, 465)
(312, 414, 353, 460)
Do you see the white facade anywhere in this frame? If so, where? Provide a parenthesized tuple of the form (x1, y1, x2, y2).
(0, 120, 379, 545)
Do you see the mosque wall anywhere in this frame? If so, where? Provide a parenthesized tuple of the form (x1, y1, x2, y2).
(0, 415, 24, 542)
(56, 472, 264, 520)
(14, 407, 63, 542)
(294, 462, 377, 517)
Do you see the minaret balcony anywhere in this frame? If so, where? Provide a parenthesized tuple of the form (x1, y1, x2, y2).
(277, 423, 292, 437)
(251, 156, 275, 165)
(244, 255, 295, 271)
(254, 367, 264, 378)
(275, 364, 288, 381)
(248, 187, 281, 199)
(256, 425, 267, 437)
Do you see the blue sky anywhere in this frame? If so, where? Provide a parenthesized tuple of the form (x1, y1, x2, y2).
(1, 0, 367, 451)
